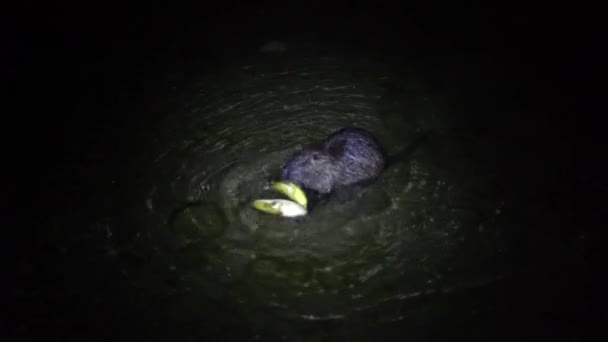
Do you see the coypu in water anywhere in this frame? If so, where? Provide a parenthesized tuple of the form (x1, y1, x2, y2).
(281, 127, 387, 195)
(250, 127, 430, 216)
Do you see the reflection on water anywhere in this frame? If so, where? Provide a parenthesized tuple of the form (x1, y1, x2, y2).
(17, 44, 580, 341)
(125, 51, 542, 339)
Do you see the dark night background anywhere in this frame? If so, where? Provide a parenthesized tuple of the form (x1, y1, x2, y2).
(4, 1, 605, 341)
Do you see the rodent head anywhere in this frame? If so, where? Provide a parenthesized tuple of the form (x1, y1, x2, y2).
(280, 149, 336, 194)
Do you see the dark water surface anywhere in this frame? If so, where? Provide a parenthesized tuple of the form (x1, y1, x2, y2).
(9, 3, 592, 342)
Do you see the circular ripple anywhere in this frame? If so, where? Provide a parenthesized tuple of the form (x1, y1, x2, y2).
(129, 51, 510, 339)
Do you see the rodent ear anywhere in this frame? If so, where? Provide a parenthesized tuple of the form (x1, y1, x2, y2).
(326, 140, 346, 158)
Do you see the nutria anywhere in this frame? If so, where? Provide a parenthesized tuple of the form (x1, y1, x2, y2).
(280, 127, 387, 195)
